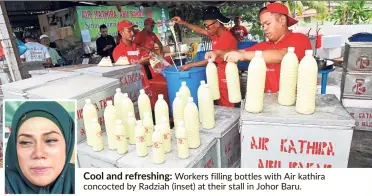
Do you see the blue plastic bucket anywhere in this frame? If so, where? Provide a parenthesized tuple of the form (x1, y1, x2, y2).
(237, 41, 258, 71)
(163, 66, 206, 116)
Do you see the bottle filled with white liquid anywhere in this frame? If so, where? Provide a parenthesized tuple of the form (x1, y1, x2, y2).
(114, 88, 123, 120)
(115, 120, 128, 154)
(121, 93, 135, 138)
(152, 125, 165, 164)
(104, 100, 117, 150)
(154, 94, 169, 125)
(225, 62, 242, 103)
(296, 50, 318, 115)
(184, 97, 200, 149)
(278, 47, 299, 106)
(172, 92, 185, 132)
(161, 116, 171, 153)
(83, 99, 98, 146)
(197, 80, 206, 123)
(127, 112, 136, 145)
(200, 84, 215, 129)
(176, 121, 189, 159)
(179, 81, 191, 104)
(135, 120, 148, 157)
(92, 118, 104, 152)
(245, 51, 266, 113)
(138, 89, 152, 121)
(143, 112, 154, 147)
(206, 59, 220, 100)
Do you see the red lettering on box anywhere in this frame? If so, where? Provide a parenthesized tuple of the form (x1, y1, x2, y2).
(258, 159, 281, 168)
(250, 137, 269, 151)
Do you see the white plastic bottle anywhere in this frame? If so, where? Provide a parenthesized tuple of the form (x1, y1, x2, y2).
(104, 100, 117, 150)
(152, 125, 165, 164)
(296, 50, 318, 115)
(179, 81, 191, 104)
(135, 120, 148, 157)
(115, 120, 128, 154)
(245, 51, 267, 113)
(172, 92, 185, 132)
(197, 80, 206, 123)
(154, 94, 169, 125)
(278, 47, 299, 106)
(121, 93, 135, 138)
(127, 112, 136, 145)
(138, 89, 152, 121)
(143, 112, 154, 147)
(200, 84, 215, 129)
(183, 97, 200, 149)
(83, 99, 98, 146)
(91, 118, 104, 152)
(225, 62, 242, 103)
(114, 88, 123, 120)
(206, 59, 220, 100)
(161, 116, 171, 153)
(176, 121, 189, 159)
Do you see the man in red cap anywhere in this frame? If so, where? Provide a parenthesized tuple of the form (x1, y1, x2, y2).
(230, 16, 249, 42)
(134, 18, 164, 57)
(206, 2, 312, 93)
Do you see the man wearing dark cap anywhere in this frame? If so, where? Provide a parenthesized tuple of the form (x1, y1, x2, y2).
(172, 6, 238, 107)
(230, 16, 249, 42)
(134, 18, 164, 57)
(206, 2, 312, 93)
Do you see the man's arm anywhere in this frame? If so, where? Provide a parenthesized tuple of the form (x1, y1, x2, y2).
(96, 39, 104, 56)
(172, 16, 208, 36)
(179, 59, 208, 71)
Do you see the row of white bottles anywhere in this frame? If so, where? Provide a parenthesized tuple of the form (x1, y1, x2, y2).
(226, 62, 242, 103)
(138, 89, 152, 121)
(197, 81, 215, 129)
(154, 94, 169, 125)
(184, 97, 200, 149)
(278, 47, 299, 106)
(206, 59, 220, 100)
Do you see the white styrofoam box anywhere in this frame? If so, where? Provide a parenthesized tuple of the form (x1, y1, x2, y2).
(1, 72, 82, 99)
(116, 132, 218, 168)
(29, 69, 64, 77)
(25, 75, 120, 143)
(200, 106, 240, 168)
(342, 99, 372, 131)
(240, 94, 355, 168)
(77, 134, 136, 168)
(317, 47, 342, 59)
(321, 35, 343, 49)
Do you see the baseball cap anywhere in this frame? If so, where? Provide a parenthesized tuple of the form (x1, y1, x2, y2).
(117, 20, 138, 31)
(40, 34, 49, 39)
(259, 2, 298, 27)
(144, 18, 155, 25)
(202, 6, 230, 24)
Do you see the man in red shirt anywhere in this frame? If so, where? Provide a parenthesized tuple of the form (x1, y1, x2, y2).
(206, 2, 312, 93)
(172, 6, 237, 107)
(230, 16, 249, 42)
(134, 18, 164, 57)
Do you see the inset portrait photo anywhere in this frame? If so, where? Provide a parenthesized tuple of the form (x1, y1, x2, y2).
(3, 100, 76, 194)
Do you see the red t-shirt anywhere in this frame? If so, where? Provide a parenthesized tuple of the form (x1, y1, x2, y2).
(244, 31, 312, 93)
(230, 25, 249, 42)
(134, 31, 159, 55)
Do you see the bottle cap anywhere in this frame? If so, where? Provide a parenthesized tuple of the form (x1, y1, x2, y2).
(85, 99, 91, 104)
(136, 120, 142, 125)
(116, 120, 122, 125)
(305, 50, 313, 56)
(92, 118, 98, 123)
(116, 88, 121, 93)
(128, 112, 134, 117)
(158, 94, 164, 99)
(188, 97, 194, 102)
(107, 100, 113, 105)
(288, 47, 295, 52)
(123, 93, 128, 97)
(140, 89, 145, 94)
(181, 81, 186, 86)
(178, 121, 184, 127)
(255, 50, 262, 56)
(200, 80, 205, 85)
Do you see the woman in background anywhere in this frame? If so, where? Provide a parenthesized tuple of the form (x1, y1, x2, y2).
(5, 101, 75, 194)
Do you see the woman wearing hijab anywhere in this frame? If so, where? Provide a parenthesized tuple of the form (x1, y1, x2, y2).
(5, 101, 75, 194)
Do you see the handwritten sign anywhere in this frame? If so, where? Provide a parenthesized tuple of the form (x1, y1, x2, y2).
(346, 107, 372, 131)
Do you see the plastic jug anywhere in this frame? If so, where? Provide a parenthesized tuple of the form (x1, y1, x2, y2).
(135, 120, 148, 157)
(121, 93, 135, 138)
(172, 92, 185, 132)
(197, 80, 206, 123)
(225, 62, 242, 103)
(206, 59, 220, 100)
(127, 112, 136, 145)
(143, 112, 154, 147)
(114, 88, 123, 120)
(91, 118, 104, 152)
(161, 116, 171, 153)
(152, 125, 165, 164)
(115, 120, 128, 154)
(104, 100, 117, 150)
(278, 47, 299, 106)
(176, 121, 189, 159)
(179, 81, 191, 104)
(245, 51, 266, 113)
(200, 84, 215, 129)
(296, 50, 318, 115)
(154, 94, 169, 125)
(184, 97, 200, 149)
(138, 89, 152, 121)
(83, 99, 98, 146)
